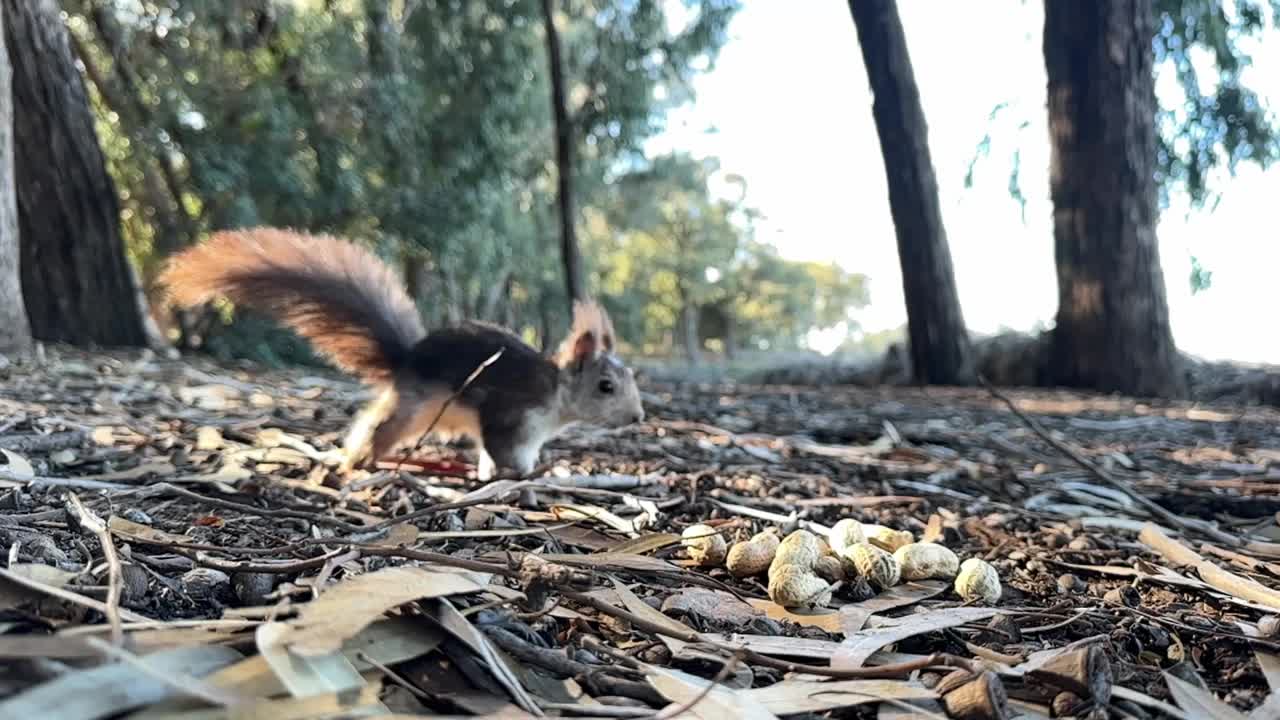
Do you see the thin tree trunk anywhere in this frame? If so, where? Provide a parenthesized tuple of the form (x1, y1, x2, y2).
(501, 275, 516, 330)
(681, 295, 700, 367)
(724, 311, 737, 362)
(479, 267, 513, 322)
(440, 266, 462, 325)
(1043, 0, 1185, 398)
(540, 0, 585, 310)
(78, 8, 195, 259)
(539, 298, 553, 353)
(4, 0, 148, 347)
(0, 1, 31, 353)
(848, 0, 974, 386)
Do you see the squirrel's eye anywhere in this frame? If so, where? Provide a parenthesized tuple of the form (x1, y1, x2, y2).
(598, 379, 615, 394)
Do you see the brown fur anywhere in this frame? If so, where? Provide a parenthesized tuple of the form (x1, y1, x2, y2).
(158, 228, 424, 381)
(554, 300, 617, 367)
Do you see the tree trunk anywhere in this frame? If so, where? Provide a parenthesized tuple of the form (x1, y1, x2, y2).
(1043, 0, 1185, 398)
(4, 0, 148, 347)
(681, 299, 700, 366)
(539, 298, 553, 353)
(848, 0, 974, 386)
(501, 274, 516, 330)
(540, 0, 585, 311)
(724, 310, 737, 362)
(479, 267, 513, 322)
(0, 2, 31, 354)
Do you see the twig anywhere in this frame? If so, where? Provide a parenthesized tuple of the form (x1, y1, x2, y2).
(1139, 523, 1280, 611)
(393, 348, 505, 473)
(486, 627, 668, 706)
(79, 636, 244, 708)
(65, 493, 124, 647)
(979, 376, 1242, 547)
(0, 470, 130, 491)
(564, 590, 954, 679)
(483, 625, 590, 677)
(123, 482, 365, 533)
(355, 651, 432, 701)
(650, 650, 744, 720)
(365, 488, 523, 532)
(537, 703, 652, 718)
(0, 430, 88, 454)
(0, 565, 150, 623)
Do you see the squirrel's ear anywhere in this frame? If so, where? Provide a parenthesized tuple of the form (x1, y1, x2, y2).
(569, 329, 599, 368)
(557, 299, 613, 370)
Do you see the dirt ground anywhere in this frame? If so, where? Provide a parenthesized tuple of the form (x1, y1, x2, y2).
(2, 347, 1280, 719)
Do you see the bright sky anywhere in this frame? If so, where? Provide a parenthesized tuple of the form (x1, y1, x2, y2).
(646, 0, 1280, 364)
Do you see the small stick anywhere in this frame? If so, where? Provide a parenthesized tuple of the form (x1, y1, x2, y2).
(1139, 523, 1280, 611)
(65, 493, 124, 647)
(564, 590, 955, 679)
(393, 348, 505, 473)
(122, 482, 365, 533)
(649, 650, 744, 720)
(79, 636, 244, 708)
(979, 376, 1241, 547)
(0, 565, 150, 623)
(0, 471, 130, 491)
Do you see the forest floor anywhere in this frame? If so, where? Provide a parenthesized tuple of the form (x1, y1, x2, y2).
(2, 348, 1280, 719)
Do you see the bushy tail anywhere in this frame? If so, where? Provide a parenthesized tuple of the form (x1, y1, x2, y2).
(159, 227, 424, 382)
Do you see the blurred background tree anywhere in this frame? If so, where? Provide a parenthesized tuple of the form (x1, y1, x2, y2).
(13, 0, 872, 369)
(6, 0, 1258, 399)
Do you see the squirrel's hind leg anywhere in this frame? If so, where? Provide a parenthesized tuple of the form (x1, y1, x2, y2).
(367, 383, 485, 467)
(339, 385, 398, 473)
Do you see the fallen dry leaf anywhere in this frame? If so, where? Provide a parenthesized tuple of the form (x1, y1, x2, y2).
(741, 677, 938, 714)
(646, 665, 780, 720)
(0, 449, 34, 480)
(833, 606, 1000, 669)
(745, 599, 843, 633)
(273, 566, 490, 656)
(1164, 671, 1249, 720)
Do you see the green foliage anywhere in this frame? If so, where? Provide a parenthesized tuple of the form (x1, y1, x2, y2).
(967, 1, 1280, 213)
(200, 310, 326, 369)
(69, 0, 819, 361)
(1154, 0, 1280, 208)
(1190, 254, 1214, 293)
(588, 153, 870, 354)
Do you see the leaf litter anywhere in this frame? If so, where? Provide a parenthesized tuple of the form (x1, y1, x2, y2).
(1, 347, 1280, 717)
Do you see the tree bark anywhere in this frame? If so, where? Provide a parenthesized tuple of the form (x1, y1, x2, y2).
(0, 1, 31, 353)
(1043, 0, 1185, 398)
(4, 0, 149, 347)
(681, 297, 700, 366)
(724, 310, 737, 362)
(848, 0, 974, 386)
(540, 0, 585, 311)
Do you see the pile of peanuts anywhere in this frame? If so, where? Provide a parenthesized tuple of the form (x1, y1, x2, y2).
(680, 519, 1001, 609)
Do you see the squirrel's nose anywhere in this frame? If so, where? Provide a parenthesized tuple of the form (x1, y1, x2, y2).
(631, 410, 645, 424)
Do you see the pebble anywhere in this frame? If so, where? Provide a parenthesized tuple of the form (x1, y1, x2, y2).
(120, 508, 153, 525)
(120, 564, 150, 605)
(181, 568, 231, 601)
(1067, 537, 1095, 551)
(1103, 585, 1140, 607)
(232, 572, 277, 606)
(1057, 573, 1083, 594)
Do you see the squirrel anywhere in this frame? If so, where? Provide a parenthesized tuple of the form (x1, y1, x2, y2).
(158, 227, 645, 480)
